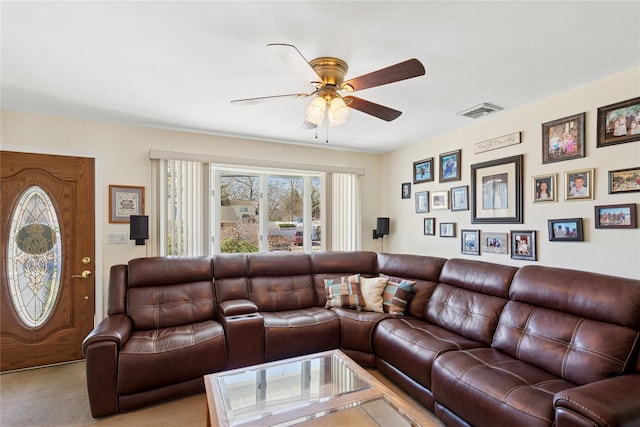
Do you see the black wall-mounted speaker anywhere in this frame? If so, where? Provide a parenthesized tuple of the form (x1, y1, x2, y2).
(376, 217, 390, 236)
(130, 215, 149, 245)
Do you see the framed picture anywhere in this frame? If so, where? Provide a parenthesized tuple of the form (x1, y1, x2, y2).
(461, 229, 480, 255)
(470, 154, 523, 224)
(542, 112, 586, 164)
(439, 149, 461, 182)
(413, 158, 434, 184)
(450, 185, 469, 211)
(565, 168, 594, 200)
(430, 190, 449, 210)
(415, 191, 429, 213)
(109, 185, 144, 223)
(440, 222, 456, 237)
(401, 182, 411, 199)
(594, 203, 637, 229)
(608, 167, 640, 194)
(423, 217, 436, 235)
(597, 97, 640, 147)
(548, 218, 584, 241)
(481, 232, 508, 255)
(532, 174, 557, 203)
(511, 231, 536, 261)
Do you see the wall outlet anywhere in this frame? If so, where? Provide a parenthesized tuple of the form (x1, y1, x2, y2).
(108, 231, 128, 244)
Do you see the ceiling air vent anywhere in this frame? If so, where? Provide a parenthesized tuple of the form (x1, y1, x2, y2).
(457, 103, 503, 119)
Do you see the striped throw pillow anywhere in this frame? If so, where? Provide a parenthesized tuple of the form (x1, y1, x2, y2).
(324, 274, 364, 309)
(382, 280, 415, 315)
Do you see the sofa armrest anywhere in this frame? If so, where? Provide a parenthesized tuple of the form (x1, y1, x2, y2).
(82, 313, 132, 355)
(554, 374, 640, 427)
(218, 299, 258, 317)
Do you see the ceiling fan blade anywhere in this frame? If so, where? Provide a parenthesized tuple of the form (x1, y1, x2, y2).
(267, 43, 322, 85)
(231, 93, 310, 105)
(342, 59, 425, 92)
(301, 120, 317, 130)
(344, 96, 402, 121)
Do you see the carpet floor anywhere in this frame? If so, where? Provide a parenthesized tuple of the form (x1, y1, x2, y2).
(0, 360, 443, 426)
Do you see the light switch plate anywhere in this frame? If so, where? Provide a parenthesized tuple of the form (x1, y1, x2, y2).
(108, 231, 128, 244)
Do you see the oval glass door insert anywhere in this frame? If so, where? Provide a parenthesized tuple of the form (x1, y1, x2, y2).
(7, 186, 62, 328)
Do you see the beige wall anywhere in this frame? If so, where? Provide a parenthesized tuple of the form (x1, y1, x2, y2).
(381, 67, 640, 279)
(1, 112, 383, 318)
(2, 67, 639, 322)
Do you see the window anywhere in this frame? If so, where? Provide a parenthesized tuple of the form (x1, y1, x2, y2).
(153, 153, 361, 256)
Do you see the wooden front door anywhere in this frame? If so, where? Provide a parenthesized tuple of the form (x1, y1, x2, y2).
(1, 151, 95, 371)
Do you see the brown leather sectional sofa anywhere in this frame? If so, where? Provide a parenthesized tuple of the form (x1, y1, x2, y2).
(83, 251, 640, 426)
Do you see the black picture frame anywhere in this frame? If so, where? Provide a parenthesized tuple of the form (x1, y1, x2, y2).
(548, 218, 584, 241)
(440, 222, 456, 237)
(415, 191, 429, 213)
(594, 203, 637, 229)
(511, 230, 536, 261)
(461, 229, 480, 255)
(423, 217, 436, 235)
(413, 158, 434, 184)
(439, 149, 461, 183)
(470, 154, 523, 224)
(597, 97, 640, 147)
(450, 185, 469, 211)
(608, 167, 640, 194)
(401, 182, 411, 199)
(542, 112, 586, 164)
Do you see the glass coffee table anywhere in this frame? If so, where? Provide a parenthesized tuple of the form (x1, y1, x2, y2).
(204, 349, 433, 426)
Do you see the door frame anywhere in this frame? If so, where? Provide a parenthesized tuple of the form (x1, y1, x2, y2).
(3, 144, 105, 323)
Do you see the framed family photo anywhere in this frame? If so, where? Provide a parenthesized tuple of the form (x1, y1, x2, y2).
(470, 155, 523, 224)
(594, 203, 636, 229)
(461, 229, 480, 255)
(565, 168, 594, 201)
(542, 112, 585, 164)
(423, 218, 436, 235)
(597, 97, 640, 147)
(548, 218, 584, 241)
(415, 191, 429, 213)
(430, 190, 449, 210)
(481, 232, 508, 255)
(109, 185, 144, 223)
(511, 230, 536, 261)
(401, 182, 411, 199)
(450, 185, 469, 211)
(439, 149, 461, 183)
(413, 158, 434, 184)
(532, 174, 557, 203)
(440, 222, 456, 237)
(608, 167, 640, 194)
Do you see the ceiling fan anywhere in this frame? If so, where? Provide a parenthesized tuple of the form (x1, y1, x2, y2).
(231, 44, 426, 130)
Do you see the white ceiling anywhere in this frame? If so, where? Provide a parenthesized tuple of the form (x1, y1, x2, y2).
(2, 1, 639, 153)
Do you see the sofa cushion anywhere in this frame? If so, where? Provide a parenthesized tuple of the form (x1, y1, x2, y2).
(262, 308, 340, 361)
(360, 276, 387, 312)
(382, 280, 414, 315)
(495, 265, 640, 385)
(118, 320, 226, 395)
(373, 318, 486, 390)
(425, 283, 508, 346)
(127, 281, 216, 330)
(493, 301, 639, 385)
(432, 348, 576, 427)
(324, 275, 364, 309)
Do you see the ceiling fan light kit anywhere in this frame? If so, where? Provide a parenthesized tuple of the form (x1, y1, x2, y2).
(232, 44, 426, 138)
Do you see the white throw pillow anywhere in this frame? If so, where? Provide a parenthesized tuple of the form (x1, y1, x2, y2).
(360, 277, 388, 312)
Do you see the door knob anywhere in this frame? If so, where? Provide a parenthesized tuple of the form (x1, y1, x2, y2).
(72, 270, 92, 279)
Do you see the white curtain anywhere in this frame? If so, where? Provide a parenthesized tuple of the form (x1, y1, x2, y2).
(330, 173, 361, 251)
